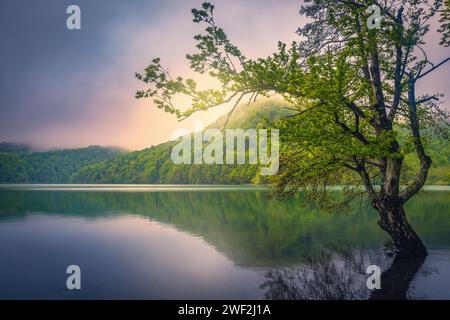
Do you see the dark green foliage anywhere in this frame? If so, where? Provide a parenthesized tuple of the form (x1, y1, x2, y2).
(71, 100, 289, 184)
(0, 153, 30, 182)
(70, 100, 448, 185)
(1, 100, 447, 185)
(71, 142, 175, 184)
(0, 146, 124, 183)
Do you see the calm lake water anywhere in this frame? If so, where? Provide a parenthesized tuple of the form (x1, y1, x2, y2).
(0, 185, 448, 299)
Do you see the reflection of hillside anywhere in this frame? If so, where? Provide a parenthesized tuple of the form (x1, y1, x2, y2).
(0, 190, 448, 267)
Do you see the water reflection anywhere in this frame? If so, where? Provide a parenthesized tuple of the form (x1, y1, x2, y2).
(1, 189, 449, 267)
(369, 253, 427, 300)
(0, 188, 448, 299)
(261, 244, 433, 300)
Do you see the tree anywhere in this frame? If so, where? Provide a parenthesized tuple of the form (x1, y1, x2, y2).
(135, 1, 450, 257)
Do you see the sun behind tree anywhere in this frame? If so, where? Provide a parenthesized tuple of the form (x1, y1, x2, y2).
(135, 1, 450, 257)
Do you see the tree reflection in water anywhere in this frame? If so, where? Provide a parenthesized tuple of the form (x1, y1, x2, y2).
(261, 243, 431, 300)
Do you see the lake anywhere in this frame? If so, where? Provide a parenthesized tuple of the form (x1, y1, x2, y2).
(0, 185, 448, 299)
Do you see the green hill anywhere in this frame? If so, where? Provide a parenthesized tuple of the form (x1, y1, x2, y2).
(71, 99, 291, 184)
(0, 146, 125, 183)
(0, 99, 448, 184)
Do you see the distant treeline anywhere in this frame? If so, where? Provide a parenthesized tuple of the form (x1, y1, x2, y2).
(0, 145, 124, 183)
(0, 100, 448, 185)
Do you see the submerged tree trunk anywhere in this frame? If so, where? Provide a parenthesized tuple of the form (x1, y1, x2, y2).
(375, 201, 427, 258)
(369, 154, 428, 257)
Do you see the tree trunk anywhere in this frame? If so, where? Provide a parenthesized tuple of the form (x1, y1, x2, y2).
(376, 201, 427, 258)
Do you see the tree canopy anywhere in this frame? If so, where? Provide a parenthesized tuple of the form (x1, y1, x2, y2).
(135, 1, 449, 201)
(135, 0, 450, 255)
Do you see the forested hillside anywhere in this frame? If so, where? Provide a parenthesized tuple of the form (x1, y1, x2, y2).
(70, 99, 449, 185)
(0, 146, 125, 183)
(71, 100, 291, 184)
(1, 100, 448, 184)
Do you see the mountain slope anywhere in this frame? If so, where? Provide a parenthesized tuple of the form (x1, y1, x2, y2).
(71, 99, 291, 184)
(0, 146, 125, 183)
(1, 99, 448, 185)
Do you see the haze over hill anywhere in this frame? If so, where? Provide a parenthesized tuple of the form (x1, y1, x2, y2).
(0, 100, 448, 185)
(71, 100, 291, 184)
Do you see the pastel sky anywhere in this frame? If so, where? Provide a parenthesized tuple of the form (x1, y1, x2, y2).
(0, 0, 448, 150)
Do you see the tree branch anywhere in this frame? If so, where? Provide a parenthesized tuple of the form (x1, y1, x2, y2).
(388, 6, 404, 121)
(415, 57, 450, 81)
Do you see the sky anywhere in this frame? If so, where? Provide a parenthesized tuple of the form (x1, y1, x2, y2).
(0, 0, 448, 150)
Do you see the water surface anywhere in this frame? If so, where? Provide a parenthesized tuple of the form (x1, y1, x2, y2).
(0, 185, 448, 299)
